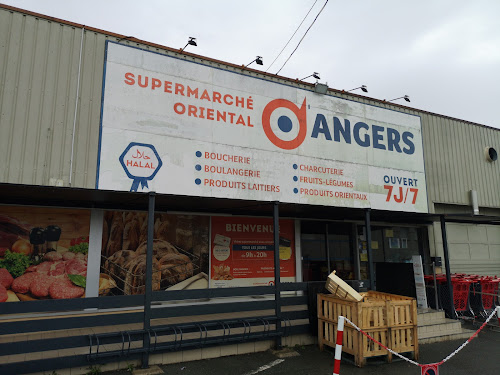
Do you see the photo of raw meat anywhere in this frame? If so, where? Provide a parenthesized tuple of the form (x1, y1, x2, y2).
(0, 207, 91, 302)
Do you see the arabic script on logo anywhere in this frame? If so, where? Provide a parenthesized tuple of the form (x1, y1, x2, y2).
(119, 142, 162, 192)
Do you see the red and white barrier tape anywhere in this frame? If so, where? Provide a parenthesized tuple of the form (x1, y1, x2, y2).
(332, 316, 344, 375)
(333, 306, 500, 373)
(343, 316, 420, 366)
(436, 306, 499, 366)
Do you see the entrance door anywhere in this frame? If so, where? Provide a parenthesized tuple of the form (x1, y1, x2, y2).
(301, 221, 355, 282)
(326, 222, 355, 280)
(360, 225, 429, 297)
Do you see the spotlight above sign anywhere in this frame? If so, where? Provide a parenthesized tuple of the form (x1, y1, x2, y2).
(180, 37, 197, 52)
(246, 56, 263, 67)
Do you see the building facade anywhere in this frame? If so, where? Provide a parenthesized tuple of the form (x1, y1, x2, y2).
(0, 7, 500, 298)
(0, 4, 499, 307)
(1, 5, 500, 374)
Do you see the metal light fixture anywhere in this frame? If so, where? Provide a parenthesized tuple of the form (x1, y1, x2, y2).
(180, 37, 197, 52)
(388, 95, 410, 103)
(301, 72, 320, 81)
(314, 82, 328, 94)
(347, 85, 368, 93)
(246, 56, 263, 67)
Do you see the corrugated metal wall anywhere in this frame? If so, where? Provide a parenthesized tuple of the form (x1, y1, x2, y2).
(421, 114, 500, 212)
(1, 6, 499, 211)
(0, 9, 101, 188)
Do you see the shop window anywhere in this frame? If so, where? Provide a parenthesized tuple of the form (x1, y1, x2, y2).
(383, 227, 420, 263)
(357, 225, 430, 290)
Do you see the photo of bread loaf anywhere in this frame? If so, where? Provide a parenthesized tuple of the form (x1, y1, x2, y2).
(158, 253, 193, 286)
(123, 254, 161, 295)
(105, 212, 124, 257)
(100, 211, 209, 295)
(102, 249, 138, 290)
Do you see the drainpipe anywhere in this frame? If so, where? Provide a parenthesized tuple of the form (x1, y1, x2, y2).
(68, 26, 85, 186)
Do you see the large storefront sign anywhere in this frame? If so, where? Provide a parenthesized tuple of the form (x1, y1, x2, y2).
(210, 217, 296, 287)
(0, 207, 90, 302)
(97, 42, 428, 213)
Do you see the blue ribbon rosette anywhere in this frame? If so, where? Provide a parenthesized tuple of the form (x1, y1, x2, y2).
(119, 142, 163, 192)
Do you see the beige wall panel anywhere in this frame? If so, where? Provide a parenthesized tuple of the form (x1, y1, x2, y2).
(432, 223, 500, 275)
(467, 225, 488, 244)
(448, 243, 470, 260)
(469, 243, 489, 260)
(451, 260, 500, 276)
(486, 227, 500, 245)
(489, 245, 500, 260)
(446, 223, 469, 243)
(428, 223, 439, 257)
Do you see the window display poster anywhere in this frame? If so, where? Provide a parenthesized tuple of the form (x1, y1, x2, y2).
(100, 212, 209, 295)
(0, 206, 212, 303)
(0, 207, 90, 302)
(210, 216, 296, 287)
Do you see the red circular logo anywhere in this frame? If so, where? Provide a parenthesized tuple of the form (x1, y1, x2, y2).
(261, 98, 307, 150)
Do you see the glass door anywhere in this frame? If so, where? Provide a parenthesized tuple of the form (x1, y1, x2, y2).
(301, 221, 355, 282)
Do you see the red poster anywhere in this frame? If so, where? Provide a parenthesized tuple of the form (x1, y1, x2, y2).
(210, 216, 295, 287)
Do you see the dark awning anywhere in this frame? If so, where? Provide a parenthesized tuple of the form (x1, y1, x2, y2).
(1, 182, 498, 225)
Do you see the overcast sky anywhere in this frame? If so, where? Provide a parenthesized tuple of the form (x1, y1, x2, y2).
(3, 0, 500, 128)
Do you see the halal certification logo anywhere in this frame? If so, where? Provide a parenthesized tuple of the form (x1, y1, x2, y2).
(119, 142, 162, 192)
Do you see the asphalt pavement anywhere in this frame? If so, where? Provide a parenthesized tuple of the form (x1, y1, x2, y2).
(105, 322, 500, 375)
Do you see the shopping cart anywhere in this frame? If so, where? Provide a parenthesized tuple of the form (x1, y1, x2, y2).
(424, 273, 499, 319)
(470, 276, 500, 318)
(430, 274, 473, 318)
(451, 277, 474, 318)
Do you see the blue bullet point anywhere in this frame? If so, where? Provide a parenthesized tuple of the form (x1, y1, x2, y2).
(293, 164, 298, 169)
(195, 178, 201, 185)
(195, 164, 201, 171)
(293, 176, 298, 182)
(293, 188, 298, 194)
(196, 151, 202, 157)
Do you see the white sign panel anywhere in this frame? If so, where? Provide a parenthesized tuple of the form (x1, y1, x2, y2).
(412, 255, 428, 309)
(97, 42, 428, 213)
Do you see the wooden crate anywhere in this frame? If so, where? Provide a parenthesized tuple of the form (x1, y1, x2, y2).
(317, 291, 418, 367)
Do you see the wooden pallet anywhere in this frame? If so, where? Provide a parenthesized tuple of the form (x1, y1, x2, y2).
(318, 291, 418, 367)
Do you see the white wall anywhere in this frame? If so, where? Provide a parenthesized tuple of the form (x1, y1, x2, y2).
(430, 222, 500, 276)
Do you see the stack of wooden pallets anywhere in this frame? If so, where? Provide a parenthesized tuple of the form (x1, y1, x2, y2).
(318, 272, 418, 367)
